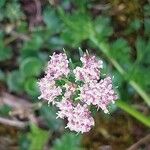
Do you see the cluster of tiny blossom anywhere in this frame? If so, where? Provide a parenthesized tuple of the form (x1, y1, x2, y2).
(66, 104, 95, 133)
(46, 53, 70, 79)
(80, 77, 117, 113)
(38, 76, 62, 104)
(73, 54, 103, 82)
(38, 52, 118, 133)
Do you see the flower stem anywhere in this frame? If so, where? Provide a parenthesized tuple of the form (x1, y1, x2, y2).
(116, 100, 150, 127)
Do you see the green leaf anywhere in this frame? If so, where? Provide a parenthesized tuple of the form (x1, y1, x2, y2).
(135, 37, 146, 62)
(0, 0, 6, 8)
(55, 79, 66, 86)
(0, 41, 12, 61)
(28, 124, 49, 150)
(47, 36, 65, 49)
(39, 104, 64, 131)
(144, 18, 150, 36)
(20, 57, 43, 77)
(135, 37, 150, 65)
(5, 1, 23, 21)
(94, 16, 113, 40)
(59, 9, 92, 47)
(110, 38, 131, 69)
(38, 52, 49, 64)
(16, 21, 28, 33)
(7, 70, 25, 92)
(0, 69, 5, 81)
(128, 67, 150, 92)
(24, 78, 39, 96)
(73, 0, 87, 10)
(143, 39, 150, 65)
(0, 8, 4, 21)
(22, 35, 43, 51)
(69, 58, 75, 70)
(144, 4, 150, 17)
(53, 133, 81, 150)
(43, 7, 61, 33)
(78, 47, 84, 57)
(0, 47, 12, 61)
(19, 134, 30, 150)
(125, 19, 141, 34)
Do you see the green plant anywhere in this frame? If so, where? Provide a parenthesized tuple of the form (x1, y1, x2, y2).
(27, 124, 49, 150)
(0, 1, 150, 149)
(56, 5, 150, 127)
(53, 133, 81, 150)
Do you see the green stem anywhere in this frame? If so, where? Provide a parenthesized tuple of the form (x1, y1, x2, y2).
(90, 36, 150, 106)
(61, 78, 71, 84)
(116, 100, 150, 127)
(129, 81, 150, 106)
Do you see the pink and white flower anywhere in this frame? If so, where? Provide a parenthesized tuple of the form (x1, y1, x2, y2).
(38, 52, 118, 133)
(38, 76, 62, 104)
(56, 99, 73, 119)
(73, 54, 103, 82)
(46, 53, 70, 79)
(80, 77, 117, 113)
(66, 104, 95, 133)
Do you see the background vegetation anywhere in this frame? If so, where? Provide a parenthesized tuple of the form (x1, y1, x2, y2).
(0, 0, 150, 149)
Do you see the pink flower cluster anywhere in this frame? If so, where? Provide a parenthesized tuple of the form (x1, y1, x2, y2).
(73, 54, 103, 82)
(38, 52, 118, 133)
(56, 100, 94, 133)
(46, 53, 70, 79)
(80, 77, 117, 113)
(38, 77, 62, 104)
(38, 53, 69, 104)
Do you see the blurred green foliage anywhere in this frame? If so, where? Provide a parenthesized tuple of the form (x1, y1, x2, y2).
(40, 104, 64, 131)
(28, 124, 49, 150)
(20, 124, 49, 150)
(0, 33, 12, 61)
(0, 0, 150, 149)
(53, 133, 81, 150)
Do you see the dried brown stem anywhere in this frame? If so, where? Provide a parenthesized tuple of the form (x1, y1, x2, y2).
(0, 117, 28, 129)
(0, 92, 31, 109)
(127, 134, 150, 150)
(0, 92, 42, 127)
(34, 0, 42, 21)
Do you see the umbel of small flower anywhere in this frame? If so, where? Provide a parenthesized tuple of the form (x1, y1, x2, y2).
(38, 52, 118, 133)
